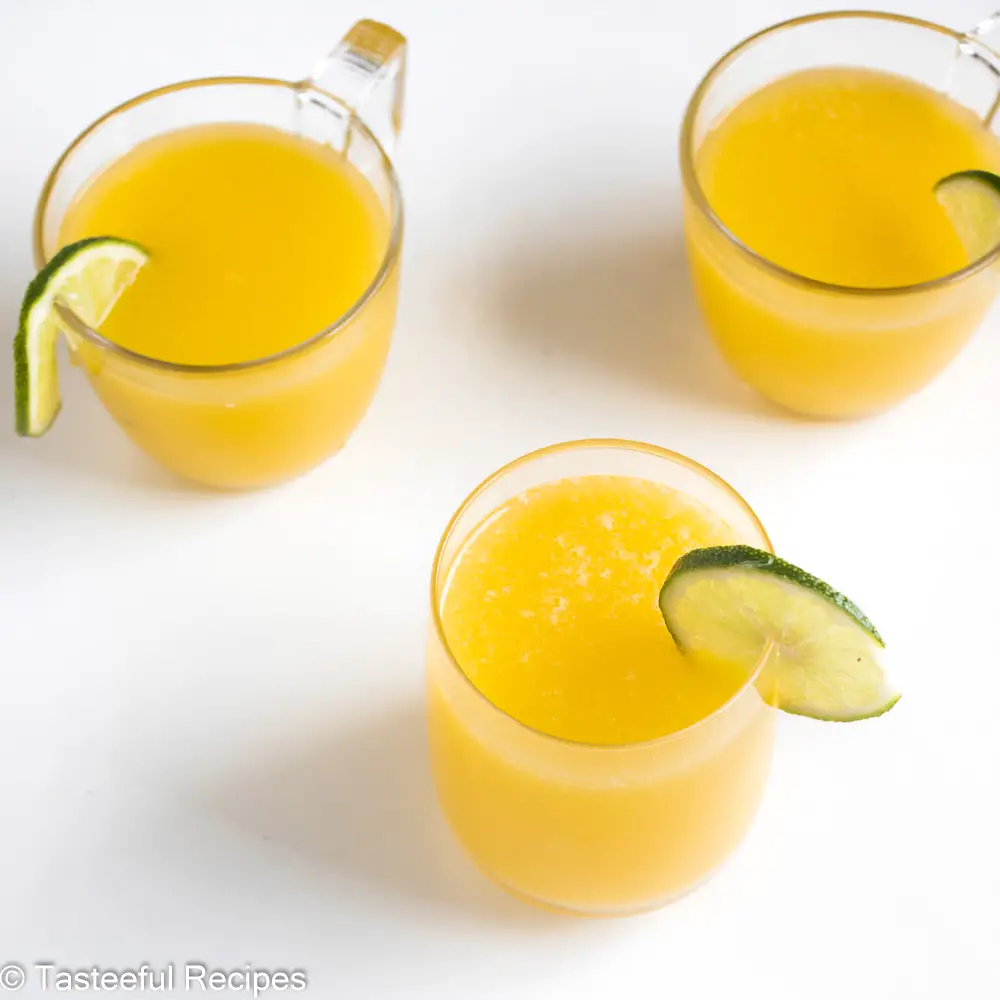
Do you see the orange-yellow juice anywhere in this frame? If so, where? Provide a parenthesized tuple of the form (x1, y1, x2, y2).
(685, 67, 1000, 418)
(58, 122, 396, 487)
(428, 474, 774, 914)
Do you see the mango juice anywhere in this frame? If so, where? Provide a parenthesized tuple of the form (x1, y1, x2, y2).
(685, 67, 1000, 418)
(428, 474, 774, 914)
(58, 123, 396, 487)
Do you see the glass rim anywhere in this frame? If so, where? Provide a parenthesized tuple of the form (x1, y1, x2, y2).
(429, 438, 776, 753)
(32, 74, 404, 375)
(679, 9, 1000, 297)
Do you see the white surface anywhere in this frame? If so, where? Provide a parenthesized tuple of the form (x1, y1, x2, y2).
(1, 1, 999, 997)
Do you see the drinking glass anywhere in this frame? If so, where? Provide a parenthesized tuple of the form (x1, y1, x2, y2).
(681, 11, 1000, 419)
(34, 20, 405, 488)
(427, 440, 776, 915)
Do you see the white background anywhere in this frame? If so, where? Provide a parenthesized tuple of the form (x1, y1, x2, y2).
(1, 0, 998, 997)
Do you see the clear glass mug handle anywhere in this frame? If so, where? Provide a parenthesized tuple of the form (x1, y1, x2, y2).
(304, 19, 407, 154)
(955, 10, 1000, 125)
(966, 9, 1000, 45)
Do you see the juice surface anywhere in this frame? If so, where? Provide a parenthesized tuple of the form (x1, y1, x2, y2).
(59, 122, 389, 364)
(441, 475, 747, 744)
(696, 67, 1000, 287)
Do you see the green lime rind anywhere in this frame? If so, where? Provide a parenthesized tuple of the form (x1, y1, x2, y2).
(934, 169, 1000, 262)
(659, 545, 899, 723)
(668, 545, 884, 645)
(781, 689, 902, 723)
(14, 236, 147, 437)
(12, 241, 92, 436)
(934, 169, 1000, 194)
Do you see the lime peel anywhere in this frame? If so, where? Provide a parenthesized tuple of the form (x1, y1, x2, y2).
(14, 236, 147, 437)
(659, 545, 899, 723)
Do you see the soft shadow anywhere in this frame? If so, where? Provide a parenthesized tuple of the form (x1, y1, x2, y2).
(488, 221, 777, 416)
(196, 703, 573, 929)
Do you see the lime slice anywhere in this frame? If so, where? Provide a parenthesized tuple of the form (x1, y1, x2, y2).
(934, 169, 1000, 262)
(14, 236, 147, 437)
(659, 545, 900, 722)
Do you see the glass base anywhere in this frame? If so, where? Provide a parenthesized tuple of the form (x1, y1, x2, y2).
(471, 858, 725, 919)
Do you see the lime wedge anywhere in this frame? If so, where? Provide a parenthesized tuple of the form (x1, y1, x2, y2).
(935, 169, 1000, 262)
(659, 545, 900, 722)
(14, 236, 147, 436)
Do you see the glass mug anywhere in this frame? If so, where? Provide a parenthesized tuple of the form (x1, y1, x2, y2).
(34, 20, 405, 489)
(681, 11, 1000, 419)
(426, 440, 776, 916)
